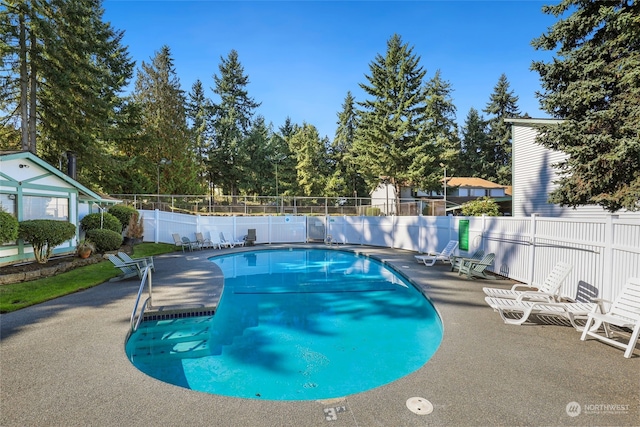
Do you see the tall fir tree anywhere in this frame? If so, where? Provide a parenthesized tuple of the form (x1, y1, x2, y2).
(531, 0, 640, 211)
(186, 79, 213, 189)
(423, 70, 460, 178)
(1, 0, 133, 179)
(209, 49, 261, 196)
(329, 91, 365, 197)
(133, 45, 200, 195)
(353, 34, 434, 211)
(459, 108, 493, 179)
(483, 73, 521, 185)
(271, 117, 298, 197)
(289, 123, 329, 197)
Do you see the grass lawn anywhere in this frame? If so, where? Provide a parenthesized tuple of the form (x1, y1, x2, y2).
(0, 243, 176, 313)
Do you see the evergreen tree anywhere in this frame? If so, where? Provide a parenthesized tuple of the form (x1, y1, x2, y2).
(353, 34, 434, 210)
(133, 45, 200, 195)
(459, 108, 492, 179)
(330, 91, 364, 197)
(271, 117, 298, 196)
(186, 79, 213, 188)
(424, 70, 460, 177)
(238, 116, 271, 195)
(289, 123, 329, 196)
(1, 0, 134, 176)
(483, 73, 520, 185)
(531, 0, 640, 212)
(209, 49, 261, 196)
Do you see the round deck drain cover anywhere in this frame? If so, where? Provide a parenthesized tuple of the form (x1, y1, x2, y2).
(406, 397, 433, 415)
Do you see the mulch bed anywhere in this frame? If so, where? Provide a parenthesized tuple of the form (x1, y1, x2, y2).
(0, 245, 134, 285)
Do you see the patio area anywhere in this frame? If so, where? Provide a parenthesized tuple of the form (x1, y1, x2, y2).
(1, 245, 637, 426)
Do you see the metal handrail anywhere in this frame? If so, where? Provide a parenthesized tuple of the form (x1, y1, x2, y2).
(130, 266, 153, 332)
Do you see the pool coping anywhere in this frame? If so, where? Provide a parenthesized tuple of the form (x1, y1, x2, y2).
(1, 244, 638, 426)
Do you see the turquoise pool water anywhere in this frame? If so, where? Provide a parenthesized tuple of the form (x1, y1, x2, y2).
(125, 249, 443, 400)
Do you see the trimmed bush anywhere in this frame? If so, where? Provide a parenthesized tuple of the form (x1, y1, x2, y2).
(0, 211, 19, 243)
(86, 228, 123, 252)
(365, 207, 381, 216)
(461, 197, 500, 216)
(108, 204, 138, 232)
(80, 212, 121, 233)
(18, 220, 76, 263)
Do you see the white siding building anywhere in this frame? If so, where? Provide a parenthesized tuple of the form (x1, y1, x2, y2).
(509, 118, 639, 219)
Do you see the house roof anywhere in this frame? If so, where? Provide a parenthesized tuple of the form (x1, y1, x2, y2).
(0, 151, 117, 203)
(445, 177, 508, 189)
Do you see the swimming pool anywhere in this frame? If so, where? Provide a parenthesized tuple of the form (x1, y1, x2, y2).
(126, 248, 443, 400)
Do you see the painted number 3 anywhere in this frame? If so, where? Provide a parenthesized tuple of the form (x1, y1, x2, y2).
(324, 406, 346, 421)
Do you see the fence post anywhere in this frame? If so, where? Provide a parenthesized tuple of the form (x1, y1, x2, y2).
(154, 209, 160, 243)
(602, 214, 617, 300)
(527, 214, 538, 286)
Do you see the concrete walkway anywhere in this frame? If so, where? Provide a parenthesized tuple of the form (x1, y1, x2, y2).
(1, 245, 638, 426)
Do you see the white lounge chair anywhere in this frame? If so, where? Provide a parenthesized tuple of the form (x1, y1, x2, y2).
(415, 240, 458, 266)
(458, 252, 496, 279)
(483, 261, 573, 302)
(220, 232, 244, 248)
(580, 277, 640, 358)
(117, 252, 154, 271)
(485, 296, 598, 330)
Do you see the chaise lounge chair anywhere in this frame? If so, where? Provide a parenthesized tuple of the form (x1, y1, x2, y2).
(485, 296, 598, 330)
(415, 240, 458, 267)
(580, 277, 640, 358)
(458, 252, 496, 279)
(220, 232, 245, 248)
(107, 254, 144, 280)
(172, 233, 200, 252)
(117, 252, 154, 271)
(483, 261, 573, 301)
(196, 232, 219, 249)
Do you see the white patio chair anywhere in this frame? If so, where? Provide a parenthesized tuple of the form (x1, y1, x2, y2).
(580, 277, 640, 358)
(414, 240, 458, 267)
(483, 261, 573, 302)
(485, 296, 598, 331)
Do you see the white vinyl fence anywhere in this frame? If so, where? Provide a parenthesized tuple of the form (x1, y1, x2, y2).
(143, 210, 639, 304)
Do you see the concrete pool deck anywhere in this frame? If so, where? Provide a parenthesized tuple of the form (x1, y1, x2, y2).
(1, 244, 638, 426)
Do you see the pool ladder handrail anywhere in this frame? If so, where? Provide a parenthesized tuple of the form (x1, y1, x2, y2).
(130, 266, 153, 332)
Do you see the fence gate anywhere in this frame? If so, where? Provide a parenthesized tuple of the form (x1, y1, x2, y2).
(307, 217, 326, 242)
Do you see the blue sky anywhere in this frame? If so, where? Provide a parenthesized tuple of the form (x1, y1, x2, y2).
(103, 1, 558, 139)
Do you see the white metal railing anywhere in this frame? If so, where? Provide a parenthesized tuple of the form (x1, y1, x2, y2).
(144, 210, 639, 304)
(130, 266, 153, 332)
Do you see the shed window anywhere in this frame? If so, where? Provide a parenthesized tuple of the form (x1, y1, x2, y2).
(458, 188, 469, 197)
(22, 196, 69, 221)
(471, 189, 486, 197)
(0, 194, 16, 216)
(489, 188, 505, 197)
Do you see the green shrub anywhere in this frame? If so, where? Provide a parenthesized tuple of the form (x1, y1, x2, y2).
(365, 207, 381, 216)
(18, 220, 76, 263)
(86, 228, 123, 252)
(0, 211, 19, 243)
(108, 204, 138, 232)
(461, 197, 500, 216)
(80, 212, 121, 233)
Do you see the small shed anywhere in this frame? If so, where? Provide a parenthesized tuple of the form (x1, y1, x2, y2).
(0, 151, 117, 266)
